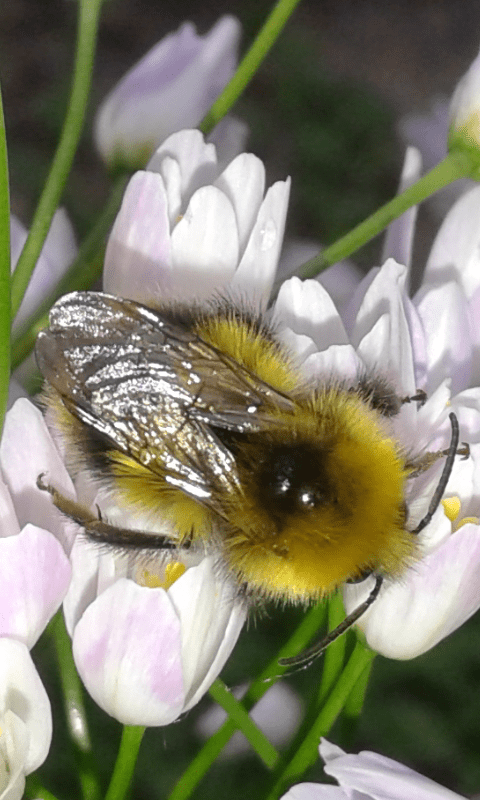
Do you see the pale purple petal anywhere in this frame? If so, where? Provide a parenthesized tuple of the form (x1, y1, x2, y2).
(0, 639, 52, 773)
(0, 399, 75, 543)
(170, 185, 239, 296)
(423, 184, 480, 299)
(274, 277, 349, 354)
(281, 786, 346, 799)
(415, 280, 473, 395)
(148, 129, 218, 203)
(103, 171, 172, 301)
(63, 536, 117, 636)
(72, 579, 185, 726)
(215, 153, 265, 254)
(0, 524, 70, 647)
(232, 178, 291, 305)
(11, 209, 77, 332)
(321, 740, 465, 799)
(344, 524, 480, 659)
(208, 116, 250, 172)
(350, 260, 417, 397)
(382, 146, 422, 273)
(168, 558, 246, 710)
(0, 477, 20, 537)
(95, 17, 241, 168)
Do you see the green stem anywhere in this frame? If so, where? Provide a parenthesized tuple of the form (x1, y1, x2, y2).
(266, 641, 375, 799)
(299, 149, 476, 278)
(209, 679, 279, 768)
(50, 612, 101, 800)
(0, 81, 10, 435)
(10, 0, 103, 318)
(167, 602, 326, 800)
(103, 726, 145, 800)
(24, 777, 61, 800)
(200, 0, 303, 136)
(316, 593, 346, 706)
(11, 173, 128, 370)
(343, 655, 373, 720)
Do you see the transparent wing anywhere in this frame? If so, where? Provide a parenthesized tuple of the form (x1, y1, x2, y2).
(35, 291, 293, 506)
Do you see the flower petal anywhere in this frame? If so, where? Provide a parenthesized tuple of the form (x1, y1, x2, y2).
(0, 639, 52, 773)
(0, 524, 70, 647)
(72, 579, 185, 726)
(103, 170, 172, 301)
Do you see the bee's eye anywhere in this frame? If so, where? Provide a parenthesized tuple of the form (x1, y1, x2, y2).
(258, 444, 334, 515)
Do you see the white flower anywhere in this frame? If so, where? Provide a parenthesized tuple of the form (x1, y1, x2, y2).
(103, 128, 290, 307)
(449, 46, 480, 154)
(280, 739, 467, 799)
(273, 252, 480, 659)
(63, 541, 246, 726)
(0, 639, 53, 800)
(94, 17, 242, 170)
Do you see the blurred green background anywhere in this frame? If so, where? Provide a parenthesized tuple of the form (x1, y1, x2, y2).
(4, 0, 480, 798)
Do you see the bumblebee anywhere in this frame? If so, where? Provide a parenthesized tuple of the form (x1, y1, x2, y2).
(35, 291, 465, 664)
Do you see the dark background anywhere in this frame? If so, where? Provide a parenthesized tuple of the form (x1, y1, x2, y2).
(4, 1, 480, 798)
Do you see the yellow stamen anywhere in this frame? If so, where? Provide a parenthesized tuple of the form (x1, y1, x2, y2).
(138, 562, 187, 590)
(442, 496, 461, 522)
(456, 516, 479, 530)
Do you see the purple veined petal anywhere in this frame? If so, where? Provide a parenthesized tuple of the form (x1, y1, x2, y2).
(168, 558, 246, 711)
(11, 209, 77, 332)
(423, 184, 480, 300)
(214, 153, 266, 254)
(0, 399, 75, 541)
(103, 170, 172, 301)
(170, 184, 239, 297)
(148, 129, 218, 203)
(382, 146, 422, 275)
(72, 579, 185, 726)
(0, 524, 71, 647)
(232, 178, 291, 305)
(415, 279, 473, 395)
(274, 277, 349, 352)
(344, 523, 480, 659)
(0, 639, 52, 774)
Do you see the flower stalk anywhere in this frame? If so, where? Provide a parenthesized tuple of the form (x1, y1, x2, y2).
(0, 81, 10, 435)
(10, 0, 103, 319)
(299, 149, 476, 278)
(200, 0, 303, 135)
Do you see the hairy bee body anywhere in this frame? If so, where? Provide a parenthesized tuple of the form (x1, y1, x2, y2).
(37, 291, 418, 605)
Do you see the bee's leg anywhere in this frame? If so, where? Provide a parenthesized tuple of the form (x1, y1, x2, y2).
(278, 576, 384, 670)
(37, 473, 180, 551)
(411, 412, 467, 535)
(401, 389, 427, 406)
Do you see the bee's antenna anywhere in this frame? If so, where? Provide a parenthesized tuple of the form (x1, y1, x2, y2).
(278, 575, 383, 669)
(413, 412, 460, 536)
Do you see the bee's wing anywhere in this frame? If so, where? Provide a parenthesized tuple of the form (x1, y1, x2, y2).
(36, 291, 293, 506)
